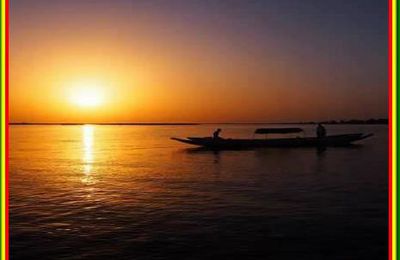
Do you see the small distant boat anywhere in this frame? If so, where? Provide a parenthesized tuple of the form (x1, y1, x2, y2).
(171, 127, 373, 149)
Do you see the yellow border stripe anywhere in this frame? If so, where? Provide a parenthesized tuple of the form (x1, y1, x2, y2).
(1, 0, 5, 258)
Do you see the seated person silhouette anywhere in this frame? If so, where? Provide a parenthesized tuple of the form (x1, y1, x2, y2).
(316, 123, 326, 138)
(213, 128, 222, 140)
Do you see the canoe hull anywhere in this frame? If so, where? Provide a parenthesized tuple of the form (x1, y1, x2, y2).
(171, 133, 373, 149)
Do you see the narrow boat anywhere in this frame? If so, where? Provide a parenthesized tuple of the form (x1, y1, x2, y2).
(171, 128, 373, 149)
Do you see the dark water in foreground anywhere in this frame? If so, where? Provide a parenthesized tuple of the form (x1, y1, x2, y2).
(10, 125, 387, 259)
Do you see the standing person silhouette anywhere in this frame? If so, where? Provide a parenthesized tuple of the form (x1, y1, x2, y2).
(213, 128, 222, 139)
(316, 123, 326, 138)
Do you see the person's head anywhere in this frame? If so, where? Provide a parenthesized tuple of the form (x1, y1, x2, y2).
(217, 128, 221, 131)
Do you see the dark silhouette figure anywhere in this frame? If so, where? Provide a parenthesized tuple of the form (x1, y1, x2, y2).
(213, 128, 222, 139)
(316, 123, 326, 138)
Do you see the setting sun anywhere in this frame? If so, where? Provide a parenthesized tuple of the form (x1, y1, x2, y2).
(68, 81, 105, 107)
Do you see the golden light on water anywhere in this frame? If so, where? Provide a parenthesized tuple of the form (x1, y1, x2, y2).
(82, 125, 95, 184)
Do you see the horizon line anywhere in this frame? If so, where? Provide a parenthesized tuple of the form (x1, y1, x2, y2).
(9, 118, 388, 126)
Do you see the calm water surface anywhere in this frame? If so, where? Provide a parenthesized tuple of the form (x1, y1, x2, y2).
(10, 125, 387, 259)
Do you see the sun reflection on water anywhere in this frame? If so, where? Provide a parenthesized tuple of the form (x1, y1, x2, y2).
(81, 125, 96, 184)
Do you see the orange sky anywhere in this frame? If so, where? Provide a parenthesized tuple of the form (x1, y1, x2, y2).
(10, 0, 387, 123)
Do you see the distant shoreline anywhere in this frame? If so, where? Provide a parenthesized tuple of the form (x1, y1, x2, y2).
(9, 119, 388, 126)
(288, 118, 388, 125)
